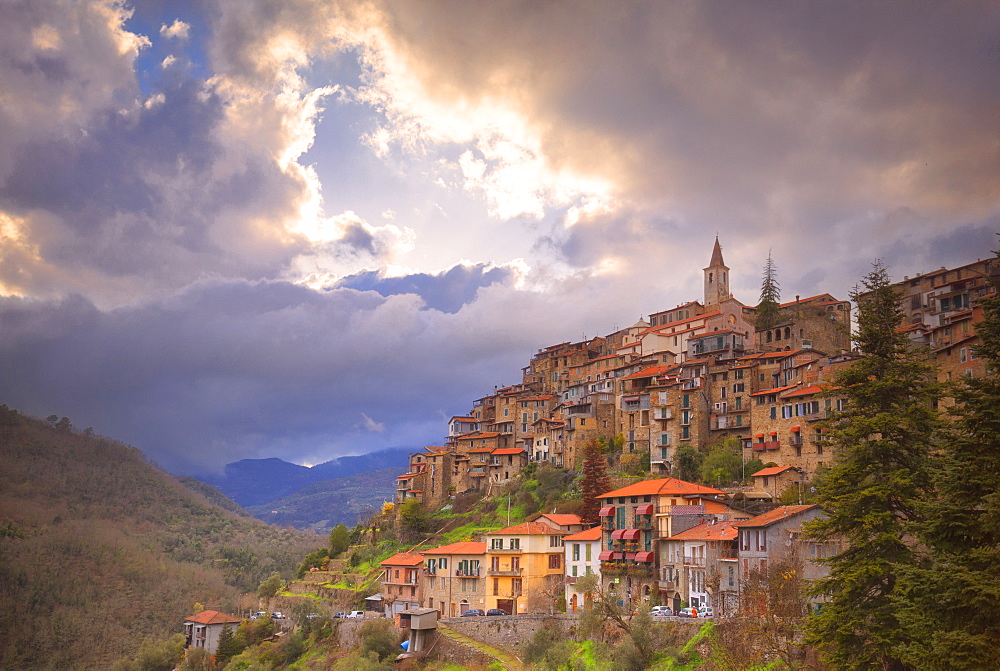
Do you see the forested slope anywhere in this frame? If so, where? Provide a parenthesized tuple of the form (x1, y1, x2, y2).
(0, 406, 318, 670)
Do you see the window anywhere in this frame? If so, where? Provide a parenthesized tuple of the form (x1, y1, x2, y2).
(548, 554, 561, 569)
(572, 565, 578, 577)
(585, 544, 591, 561)
(440, 558, 448, 570)
(491, 556, 500, 571)
(573, 544, 580, 561)
(491, 538, 504, 550)
(510, 538, 520, 550)
(770, 407, 776, 420)
(549, 536, 563, 547)
(512, 578, 523, 595)
(493, 578, 499, 595)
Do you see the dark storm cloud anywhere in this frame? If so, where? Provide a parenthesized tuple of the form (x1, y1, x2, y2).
(333, 263, 513, 313)
(0, 276, 555, 474)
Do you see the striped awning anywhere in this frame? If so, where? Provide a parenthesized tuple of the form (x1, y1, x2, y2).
(599, 506, 615, 517)
(635, 504, 654, 515)
(622, 528, 641, 540)
(634, 551, 655, 563)
(611, 529, 626, 540)
(598, 551, 613, 561)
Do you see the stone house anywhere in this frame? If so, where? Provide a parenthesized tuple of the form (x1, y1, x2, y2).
(662, 520, 740, 614)
(419, 541, 487, 617)
(750, 465, 805, 500)
(183, 610, 242, 655)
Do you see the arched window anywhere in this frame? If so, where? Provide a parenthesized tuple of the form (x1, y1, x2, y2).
(709, 272, 714, 283)
(766, 331, 772, 343)
(774, 329, 781, 341)
(784, 327, 791, 340)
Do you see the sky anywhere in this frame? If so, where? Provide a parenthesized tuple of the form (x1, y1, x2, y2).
(1, 0, 997, 475)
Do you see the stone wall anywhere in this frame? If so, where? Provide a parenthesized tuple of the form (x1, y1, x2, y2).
(442, 614, 577, 652)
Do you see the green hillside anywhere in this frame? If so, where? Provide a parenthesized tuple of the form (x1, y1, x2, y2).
(0, 406, 318, 670)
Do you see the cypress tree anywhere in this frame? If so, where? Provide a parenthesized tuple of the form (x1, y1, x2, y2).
(805, 260, 941, 670)
(894, 247, 1000, 669)
(580, 439, 611, 525)
(755, 252, 782, 331)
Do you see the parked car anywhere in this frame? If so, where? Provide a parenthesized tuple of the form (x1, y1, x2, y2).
(650, 606, 672, 617)
(461, 609, 486, 617)
(333, 612, 346, 619)
(676, 608, 691, 618)
(250, 611, 266, 620)
(486, 609, 509, 616)
(697, 607, 714, 618)
(271, 612, 284, 620)
(346, 611, 365, 619)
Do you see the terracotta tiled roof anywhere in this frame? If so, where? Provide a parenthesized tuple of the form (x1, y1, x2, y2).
(185, 610, 242, 625)
(562, 526, 603, 541)
(623, 365, 675, 380)
(381, 552, 425, 567)
(492, 447, 526, 455)
(488, 522, 569, 536)
(598, 477, 725, 499)
(779, 294, 829, 307)
(733, 505, 820, 528)
(421, 541, 487, 556)
(752, 465, 801, 477)
(779, 384, 826, 398)
(536, 513, 582, 527)
(668, 520, 739, 542)
(750, 384, 800, 397)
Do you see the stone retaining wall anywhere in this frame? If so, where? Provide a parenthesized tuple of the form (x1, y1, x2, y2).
(441, 614, 577, 653)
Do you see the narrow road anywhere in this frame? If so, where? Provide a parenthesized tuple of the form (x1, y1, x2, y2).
(435, 620, 525, 671)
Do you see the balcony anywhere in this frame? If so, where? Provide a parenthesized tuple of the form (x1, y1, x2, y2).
(422, 567, 437, 575)
(789, 435, 803, 446)
(683, 556, 706, 567)
(658, 580, 676, 591)
(455, 568, 481, 577)
(488, 547, 523, 554)
(487, 568, 524, 577)
(752, 441, 781, 451)
(656, 505, 704, 515)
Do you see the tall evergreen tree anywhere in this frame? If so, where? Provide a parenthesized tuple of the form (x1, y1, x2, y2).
(893, 247, 1000, 669)
(580, 439, 612, 525)
(805, 261, 941, 670)
(755, 252, 782, 330)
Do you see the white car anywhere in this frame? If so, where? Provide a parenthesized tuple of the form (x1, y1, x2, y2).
(697, 607, 714, 618)
(346, 611, 365, 619)
(650, 606, 673, 617)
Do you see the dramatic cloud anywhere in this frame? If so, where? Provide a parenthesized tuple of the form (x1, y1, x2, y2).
(0, 0, 996, 473)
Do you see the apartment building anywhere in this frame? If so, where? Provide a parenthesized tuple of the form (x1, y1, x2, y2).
(484, 521, 568, 614)
(419, 541, 487, 617)
(562, 526, 602, 613)
(379, 552, 424, 615)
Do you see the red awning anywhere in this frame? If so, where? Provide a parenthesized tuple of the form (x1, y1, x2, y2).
(634, 551, 655, 562)
(612, 552, 623, 560)
(599, 506, 615, 517)
(769, 431, 778, 435)
(624, 552, 636, 561)
(598, 550, 613, 561)
(611, 529, 626, 540)
(755, 433, 765, 438)
(790, 426, 801, 432)
(635, 504, 654, 515)
(622, 529, 641, 540)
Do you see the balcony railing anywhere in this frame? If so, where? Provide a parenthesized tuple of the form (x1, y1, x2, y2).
(487, 568, 524, 577)
(752, 441, 781, 451)
(683, 556, 706, 566)
(657, 505, 704, 515)
(602, 564, 655, 578)
(789, 435, 803, 446)
(658, 580, 676, 591)
(455, 568, 481, 577)
(488, 547, 523, 554)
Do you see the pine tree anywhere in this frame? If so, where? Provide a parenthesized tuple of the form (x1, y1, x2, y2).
(214, 624, 242, 668)
(805, 260, 942, 670)
(893, 247, 1000, 669)
(580, 439, 611, 525)
(755, 252, 782, 331)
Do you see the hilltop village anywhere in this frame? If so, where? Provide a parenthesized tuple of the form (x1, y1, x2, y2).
(380, 240, 994, 619)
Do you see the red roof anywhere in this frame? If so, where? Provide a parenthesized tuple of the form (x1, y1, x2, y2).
(536, 513, 583, 527)
(563, 526, 603, 541)
(668, 520, 739, 542)
(381, 552, 425, 567)
(752, 465, 801, 477)
(488, 522, 568, 536)
(421, 541, 487, 556)
(185, 610, 242, 625)
(780, 384, 825, 399)
(623, 365, 675, 381)
(750, 384, 800, 397)
(734, 505, 820, 528)
(599, 477, 725, 499)
(492, 447, 526, 455)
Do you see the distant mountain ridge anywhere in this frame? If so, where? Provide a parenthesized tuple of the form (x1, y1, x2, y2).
(200, 446, 413, 510)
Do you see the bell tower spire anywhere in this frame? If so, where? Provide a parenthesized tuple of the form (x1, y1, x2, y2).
(703, 236, 730, 307)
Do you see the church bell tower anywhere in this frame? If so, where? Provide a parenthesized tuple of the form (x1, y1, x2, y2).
(703, 236, 730, 308)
